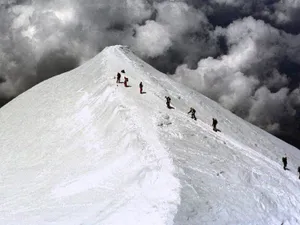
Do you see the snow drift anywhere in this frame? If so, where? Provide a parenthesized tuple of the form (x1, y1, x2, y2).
(0, 45, 300, 225)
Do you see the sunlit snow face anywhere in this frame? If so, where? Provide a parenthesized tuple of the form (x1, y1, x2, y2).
(0, 0, 300, 144)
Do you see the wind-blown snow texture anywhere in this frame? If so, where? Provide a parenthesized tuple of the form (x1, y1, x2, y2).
(0, 46, 300, 225)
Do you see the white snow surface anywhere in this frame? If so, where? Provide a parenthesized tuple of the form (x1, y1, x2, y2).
(1, 45, 300, 225)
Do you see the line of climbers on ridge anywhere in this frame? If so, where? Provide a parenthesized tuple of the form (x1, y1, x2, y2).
(117, 70, 144, 94)
(282, 156, 300, 179)
(117, 70, 300, 181)
(115, 70, 220, 132)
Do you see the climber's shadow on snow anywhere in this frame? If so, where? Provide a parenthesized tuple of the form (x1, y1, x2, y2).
(140, 91, 147, 94)
(213, 128, 221, 132)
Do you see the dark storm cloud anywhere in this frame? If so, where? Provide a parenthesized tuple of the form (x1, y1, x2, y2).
(205, 0, 300, 33)
(0, 0, 215, 99)
(0, 0, 300, 145)
(174, 16, 300, 133)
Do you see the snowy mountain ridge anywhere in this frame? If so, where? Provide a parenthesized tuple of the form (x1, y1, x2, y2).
(0, 45, 300, 225)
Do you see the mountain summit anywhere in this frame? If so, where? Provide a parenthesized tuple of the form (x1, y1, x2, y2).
(1, 45, 300, 225)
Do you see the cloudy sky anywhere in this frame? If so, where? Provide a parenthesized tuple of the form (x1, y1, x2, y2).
(0, 0, 300, 148)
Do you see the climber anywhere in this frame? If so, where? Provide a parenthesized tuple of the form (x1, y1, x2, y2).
(282, 156, 287, 170)
(298, 166, 300, 179)
(188, 107, 197, 120)
(139, 82, 143, 94)
(124, 77, 129, 87)
(116, 73, 121, 83)
(165, 96, 173, 109)
(212, 118, 218, 131)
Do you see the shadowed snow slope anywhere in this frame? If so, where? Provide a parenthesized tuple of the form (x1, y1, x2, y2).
(0, 45, 300, 225)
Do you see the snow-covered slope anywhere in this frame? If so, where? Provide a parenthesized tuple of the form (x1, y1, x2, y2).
(1, 46, 300, 225)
